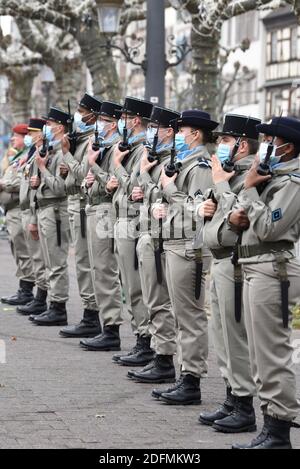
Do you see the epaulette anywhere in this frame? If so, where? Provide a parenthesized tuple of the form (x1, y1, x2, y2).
(197, 157, 210, 168)
(289, 173, 300, 184)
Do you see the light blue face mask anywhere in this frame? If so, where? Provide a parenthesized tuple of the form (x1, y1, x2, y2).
(176, 149, 194, 161)
(146, 127, 157, 146)
(129, 131, 145, 145)
(43, 125, 54, 142)
(217, 143, 231, 163)
(258, 142, 289, 168)
(118, 118, 133, 139)
(24, 135, 33, 148)
(74, 111, 95, 133)
(175, 134, 189, 153)
(97, 121, 111, 139)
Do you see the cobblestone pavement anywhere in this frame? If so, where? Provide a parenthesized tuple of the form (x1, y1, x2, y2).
(0, 239, 299, 449)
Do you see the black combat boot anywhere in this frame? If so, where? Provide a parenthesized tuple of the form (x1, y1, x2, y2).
(152, 375, 184, 399)
(160, 373, 201, 405)
(80, 325, 120, 351)
(112, 335, 142, 363)
(213, 395, 256, 433)
(16, 288, 47, 316)
(1, 280, 34, 305)
(130, 355, 176, 383)
(32, 302, 67, 326)
(199, 386, 235, 426)
(59, 309, 101, 338)
(118, 336, 155, 367)
(232, 415, 298, 449)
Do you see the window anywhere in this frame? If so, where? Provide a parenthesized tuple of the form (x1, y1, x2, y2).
(291, 27, 298, 59)
(271, 31, 277, 62)
(235, 11, 258, 44)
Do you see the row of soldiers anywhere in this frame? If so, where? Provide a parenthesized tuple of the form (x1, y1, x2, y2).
(0, 93, 300, 449)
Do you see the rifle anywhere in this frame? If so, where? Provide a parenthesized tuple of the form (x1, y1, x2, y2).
(257, 110, 283, 176)
(118, 110, 132, 152)
(165, 119, 182, 177)
(147, 125, 160, 163)
(92, 119, 101, 151)
(222, 116, 251, 173)
(67, 99, 77, 155)
(39, 126, 49, 158)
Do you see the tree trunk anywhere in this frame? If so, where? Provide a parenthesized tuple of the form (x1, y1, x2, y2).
(75, 20, 121, 101)
(52, 57, 83, 110)
(190, 17, 220, 119)
(8, 67, 38, 122)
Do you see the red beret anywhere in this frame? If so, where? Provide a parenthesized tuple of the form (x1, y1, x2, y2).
(12, 124, 28, 135)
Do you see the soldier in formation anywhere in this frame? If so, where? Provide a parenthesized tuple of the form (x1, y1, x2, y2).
(1, 92, 299, 449)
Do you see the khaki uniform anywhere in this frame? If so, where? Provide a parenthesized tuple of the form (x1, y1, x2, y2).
(136, 148, 176, 355)
(85, 134, 123, 327)
(235, 158, 300, 421)
(113, 137, 148, 336)
(0, 151, 35, 283)
(33, 142, 70, 303)
(203, 154, 256, 397)
(160, 147, 213, 378)
(64, 130, 98, 311)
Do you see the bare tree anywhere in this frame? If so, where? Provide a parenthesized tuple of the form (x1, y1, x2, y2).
(16, 18, 83, 109)
(0, 25, 41, 121)
(0, 0, 123, 98)
(170, 0, 296, 118)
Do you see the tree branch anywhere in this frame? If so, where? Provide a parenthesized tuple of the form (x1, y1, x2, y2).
(0, 0, 71, 30)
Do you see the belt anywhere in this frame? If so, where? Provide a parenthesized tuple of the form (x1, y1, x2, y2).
(37, 197, 67, 209)
(5, 200, 19, 211)
(90, 195, 113, 206)
(20, 203, 30, 211)
(238, 241, 294, 258)
(210, 246, 234, 259)
(118, 212, 139, 220)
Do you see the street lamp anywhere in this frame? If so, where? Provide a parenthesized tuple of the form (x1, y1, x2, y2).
(40, 66, 55, 115)
(96, 0, 191, 106)
(95, 0, 123, 34)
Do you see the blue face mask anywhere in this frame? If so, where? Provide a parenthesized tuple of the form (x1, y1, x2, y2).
(128, 131, 145, 145)
(217, 144, 231, 163)
(146, 127, 157, 146)
(97, 121, 111, 140)
(258, 142, 289, 168)
(43, 125, 54, 142)
(175, 134, 189, 153)
(24, 135, 33, 148)
(177, 149, 194, 161)
(118, 118, 134, 139)
(74, 111, 95, 133)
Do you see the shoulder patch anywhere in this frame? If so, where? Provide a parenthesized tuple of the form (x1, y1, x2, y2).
(198, 157, 210, 168)
(272, 209, 282, 222)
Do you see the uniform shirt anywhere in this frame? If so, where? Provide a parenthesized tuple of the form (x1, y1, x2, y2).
(137, 147, 173, 236)
(160, 146, 213, 241)
(0, 148, 27, 209)
(32, 141, 67, 204)
(113, 136, 145, 219)
(203, 154, 255, 250)
(87, 133, 120, 204)
(64, 129, 94, 196)
(234, 157, 300, 263)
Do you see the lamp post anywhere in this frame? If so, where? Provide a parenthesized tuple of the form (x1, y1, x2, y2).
(145, 0, 165, 105)
(95, 0, 191, 106)
(40, 66, 55, 115)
